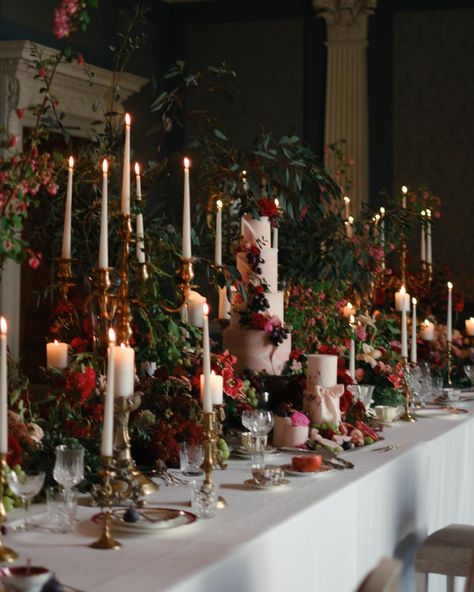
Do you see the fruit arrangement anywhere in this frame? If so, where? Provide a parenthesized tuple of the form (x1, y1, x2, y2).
(312, 420, 380, 451)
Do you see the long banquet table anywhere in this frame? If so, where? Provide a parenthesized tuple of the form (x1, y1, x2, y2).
(7, 403, 474, 592)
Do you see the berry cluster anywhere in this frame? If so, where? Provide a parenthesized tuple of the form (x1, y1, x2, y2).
(269, 324, 289, 346)
(246, 247, 265, 275)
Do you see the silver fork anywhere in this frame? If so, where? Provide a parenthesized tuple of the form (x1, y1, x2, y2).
(154, 460, 189, 486)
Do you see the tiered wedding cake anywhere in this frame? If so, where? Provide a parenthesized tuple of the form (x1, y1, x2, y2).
(223, 214, 291, 374)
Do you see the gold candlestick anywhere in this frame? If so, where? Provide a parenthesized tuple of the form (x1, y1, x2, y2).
(400, 238, 407, 287)
(447, 341, 453, 387)
(56, 258, 75, 302)
(200, 411, 227, 509)
(93, 267, 116, 322)
(89, 456, 121, 550)
(400, 358, 416, 423)
(112, 394, 158, 505)
(214, 404, 228, 471)
(116, 215, 133, 345)
(162, 258, 195, 313)
(0, 454, 17, 562)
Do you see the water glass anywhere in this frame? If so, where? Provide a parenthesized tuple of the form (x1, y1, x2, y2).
(190, 480, 218, 519)
(179, 443, 204, 476)
(46, 487, 78, 533)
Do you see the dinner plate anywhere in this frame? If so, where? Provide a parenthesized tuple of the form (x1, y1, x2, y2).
(232, 446, 277, 457)
(91, 508, 197, 533)
(243, 478, 290, 490)
(281, 464, 332, 477)
(415, 407, 469, 418)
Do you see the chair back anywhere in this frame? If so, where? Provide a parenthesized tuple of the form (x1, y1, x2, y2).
(355, 557, 402, 592)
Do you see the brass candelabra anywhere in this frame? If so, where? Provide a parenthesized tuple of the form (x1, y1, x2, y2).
(200, 412, 227, 509)
(89, 456, 122, 550)
(56, 258, 75, 302)
(0, 454, 17, 562)
(447, 341, 453, 387)
(162, 258, 195, 313)
(214, 404, 228, 471)
(400, 357, 416, 423)
(112, 393, 158, 505)
(93, 267, 116, 322)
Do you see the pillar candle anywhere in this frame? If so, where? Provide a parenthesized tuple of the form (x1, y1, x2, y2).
(411, 297, 417, 365)
(182, 157, 192, 259)
(343, 196, 351, 219)
(135, 163, 145, 264)
(200, 370, 224, 406)
(395, 286, 410, 312)
(46, 340, 68, 369)
(61, 156, 74, 259)
(426, 209, 432, 265)
(402, 185, 407, 210)
(114, 342, 135, 397)
(447, 282, 453, 342)
(101, 328, 115, 458)
(121, 113, 131, 216)
(0, 318, 7, 454)
(188, 291, 206, 327)
(466, 317, 474, 337)
(98, 159, 109, 269)
(202, 303, 212, 413)
(349, 314, 356, 380)
(421, 319, 435, 341)
(420, 211, 426, 263)
(215, 199, 222, 266)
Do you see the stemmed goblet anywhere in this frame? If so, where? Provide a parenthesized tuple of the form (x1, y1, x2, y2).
(53, 445, 84, 500)
(241, 410, 274, 465)
(7, 469, 45, 531)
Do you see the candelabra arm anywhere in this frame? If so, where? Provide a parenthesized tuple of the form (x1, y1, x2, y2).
(162, 258, 194, 314)
(56, 258, 75, 303)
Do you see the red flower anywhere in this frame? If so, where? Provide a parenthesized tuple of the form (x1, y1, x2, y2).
(249, 312, 268, 330)
(257, 198, 279, 220)
(76, 53, 84, 65)
(15, 108, 25, 119)
(7, 434, 23, 468)
(38, 68, 47, 78)
(64, 419, 90, 439)
(70, 337, 89, 353)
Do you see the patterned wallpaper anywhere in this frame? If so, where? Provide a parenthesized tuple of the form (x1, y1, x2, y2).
(393, 9, 474, 298)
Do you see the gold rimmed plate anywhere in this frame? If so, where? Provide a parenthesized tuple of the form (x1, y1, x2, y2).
(281, 464, 332, 478)
(91, 508, 197, 533)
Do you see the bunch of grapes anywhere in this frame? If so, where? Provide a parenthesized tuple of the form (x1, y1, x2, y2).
(250, 292, 270, 313)
(242, 379, 258, 407)
(269, 325, 289, 346)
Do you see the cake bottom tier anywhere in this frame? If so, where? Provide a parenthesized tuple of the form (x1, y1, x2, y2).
(223, 327, 292, 375)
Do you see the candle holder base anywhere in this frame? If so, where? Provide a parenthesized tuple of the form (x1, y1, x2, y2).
(89, 511, 121, 550)
(0, 542, 18, 563)
(200, 411, 227, 510)
(400, 358, 417, 423)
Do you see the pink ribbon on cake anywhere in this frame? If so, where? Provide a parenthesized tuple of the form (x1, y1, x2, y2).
(303, 384, 345, 426)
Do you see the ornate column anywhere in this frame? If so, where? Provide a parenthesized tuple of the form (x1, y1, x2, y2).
(313, 0, 377, 213)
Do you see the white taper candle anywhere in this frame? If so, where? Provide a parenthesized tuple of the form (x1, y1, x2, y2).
(101, 328, 115, 457)
(61, 156, 74, 259)
(121, 113, 131, 216)
(98, 159, 109, 269)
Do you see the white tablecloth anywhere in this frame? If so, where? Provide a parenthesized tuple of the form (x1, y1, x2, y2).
(6, 404, 474, 592)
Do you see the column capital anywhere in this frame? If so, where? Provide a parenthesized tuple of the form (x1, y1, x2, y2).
(313, 0, 377, 43)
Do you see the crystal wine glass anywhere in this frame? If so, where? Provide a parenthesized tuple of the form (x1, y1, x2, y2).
(53, 445, 84, 500)
(253, 410, 274, 465)
(463, 365, 472, 384)
(7, 469, 45, 531)
(241, 410, 258, 463)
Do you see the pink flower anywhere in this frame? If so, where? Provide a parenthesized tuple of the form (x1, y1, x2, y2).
(290, 412, 310, 428)
(347, 158, 355, 166)
(356, 325, 367, 341)
(28, 256, 41, 270)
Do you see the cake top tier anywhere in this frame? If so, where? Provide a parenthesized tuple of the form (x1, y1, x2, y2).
(241, 214, 271, 246)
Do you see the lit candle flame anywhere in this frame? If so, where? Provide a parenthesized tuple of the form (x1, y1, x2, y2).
(348, 215, 354, 224)
(375, 214, 380, 222)
(68, 156, 74, 169)
(54, 339, 58, 345)
(0, 317, 7, 335)
(412, 297, 417, 305)
(344, 196, 351, 204)
(102, 159, 108, 174)
(275, 198, 279, 208)
(424, 319, 430, 326)
(380, 206, 385, 215)
(421, 210, 426, 217)
(211, 370, 216, 376)
(426, 209, 431, 218)
(134, 162, 140, 176)
(120, 343, 126, 350)
(216, 199, 223, 210)
(108, 328, 116, 343)
(448, 282, 453, 290)
(402, 185, 408, 194)
(184, 157, 190, 170)
(124, 113, 131, 126)
(203, 302, 209, 316)
(400, 286, 406, 295)
(347, 302, 353, 311)
(349, 314, 355, 324)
